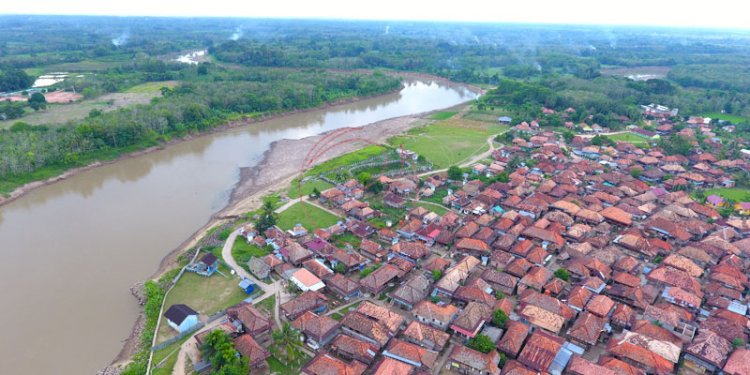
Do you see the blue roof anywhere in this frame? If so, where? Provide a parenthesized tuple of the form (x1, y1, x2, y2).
(238, 278, 255, 288)
(498, 116, 512, 122)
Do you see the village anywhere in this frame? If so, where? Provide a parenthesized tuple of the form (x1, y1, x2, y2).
(152, 102, 750, 375)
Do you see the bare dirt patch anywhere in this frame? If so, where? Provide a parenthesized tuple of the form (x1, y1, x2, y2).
(44, 90, 83, 104)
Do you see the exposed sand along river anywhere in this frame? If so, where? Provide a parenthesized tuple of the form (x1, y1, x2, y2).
(0, 79, 476, 375)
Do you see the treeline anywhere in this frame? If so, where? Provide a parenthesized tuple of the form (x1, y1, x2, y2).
(668, 64, 750, 93)
(0, 68, 401, 183)
(0, 65, 34, 92)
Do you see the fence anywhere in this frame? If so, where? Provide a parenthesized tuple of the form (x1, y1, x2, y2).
(151, 321, 206, 352)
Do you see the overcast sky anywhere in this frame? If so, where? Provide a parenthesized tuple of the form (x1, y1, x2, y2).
(1, 0, 747, 30)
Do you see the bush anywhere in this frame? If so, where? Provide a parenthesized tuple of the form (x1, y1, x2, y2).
(447, 165, 463, 181)
(492, 309, 509, 328)
(467, 334, 495, 353)
(431, 269, 442, 282)
(554, 268, 570, 281)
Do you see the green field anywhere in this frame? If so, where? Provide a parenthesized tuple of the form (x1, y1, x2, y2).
(389, 118, 508, 168)
(413, 201, 449, 215)
(254, 294, 276, 316)
(287, 179, 334, 199)
(277, 202, 341, 231)
(231, 240, 270, 272)
(702, 112, 748, 123)
(430, 111, 458, 120)
(157, 266, 250, 342)
(267, 353, 311, 375)
(607, 132, 651, 145)
(303, 145, 387, 177)
(125, 81, 179, 93)
(150, 334, 193, 375)
(703, 188, 750, 202)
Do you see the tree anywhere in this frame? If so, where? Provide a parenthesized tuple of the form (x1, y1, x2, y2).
(201, 330, 249, 375)
(447, 165, 463, 181)
(28, 92, 47, 111)
(255, 199, 277, 233)
(271, 322, 304, 365)
(732, 337, 745, 348)
(630, 168, 642, 179)
(562, 130, 574, 143)
(334, 262, 347, 274)
(367, 180, 384, 194)
(357, 171, 372, 186)
(310, 187, 321, 198)
(492, 309, 509, 328)
(554, 268, 570, 281)
(431, 269, 442, 282)
(467, 334, 495, 353)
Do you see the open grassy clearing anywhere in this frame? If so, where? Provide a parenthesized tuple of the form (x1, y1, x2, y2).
(701, 112, 748, 123)
(125, 80, 179, 93)
(0, 91, 163, 128)
(389, 118, 508, 168)
(702, 188, 750, 202)
(277, 202, 340, 231)
(150, 334, 193, 375)
(254, 294, 276, 316)
(413, 201, 449, 215)
(156, 266, 249, 343)
(303, 145, 387, 177)
(462, 107, 516, 123)
(267, 353, 311, 375)
(430, 111, 458, 120)
(231, 240, 270, 272)
(287, 179, 334, 199)
(607, 132, 651, 145)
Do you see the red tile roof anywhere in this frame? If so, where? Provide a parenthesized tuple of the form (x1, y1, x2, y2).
(518, 330, 564, 372)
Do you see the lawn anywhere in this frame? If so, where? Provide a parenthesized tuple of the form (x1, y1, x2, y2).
(413, 201, 449, 215)
(702, 112, 748, 123)
(150, 334, 192, 375)
(389, 119, 508, 168)
(607, 132, 651, 145)
(125, 80, 179, 93)
(303, 145, 387, 177)
(287, 179, 333, 199)
(277, 202, 340, 231)
(267, 354, 311, 375)
(254, 294, 276, 316)
(331, 232, 362, 248)
(157, 267, 250, 343)
(430, 111, 458, 120)
(330, 313, 343, 321)
(231, 239, 270, 272)
(702, 188, 750, 202)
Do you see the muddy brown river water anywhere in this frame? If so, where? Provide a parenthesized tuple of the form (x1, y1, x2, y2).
(0, 80, 475, 374)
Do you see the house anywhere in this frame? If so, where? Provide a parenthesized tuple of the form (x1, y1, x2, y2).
(247, 257, 272, 280)
(187, 252, 219, 276)
(390, 274, 431, 310)
(382, 338, 439, 369)
(226, 302, 272, 336)
(497, 321, 531, 358)
(684, 329, 732, 373)
(566, 312, 606, 348)
(392, 241, 430, 262)
(301, 352, 367, 375)
(447, 345, 501, 375)
(567, 356, 618, 375)
(360, 264, 404, 295)
(329, 333, 379, 365)
(434, 255, 481, 298)
(498, 116, 512, 125)
(280, 290, 328, 320)
(723, 348, 750, 375)
(164, 304, 199, 334)
(238, 278, 256, 294)
(340, 302, 404, 348)
(412, 300, 459, 330)
(289, 268, 326, 292)
(706, 194, 725, 208)
(401, 320, 450, 352)
(325, 273, 360, 300)
(291, 311, 340, 350)
(517, 330, 564, 373)
(450, 301, 493, 339)
(606, 330, 679, 375)
(234, 334, 270, 369)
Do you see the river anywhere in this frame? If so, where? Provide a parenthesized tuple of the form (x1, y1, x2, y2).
(0, 79, 476, 375)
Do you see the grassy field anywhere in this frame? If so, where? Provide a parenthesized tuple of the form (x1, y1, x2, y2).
(389, 118, 508, 168)
(156, 266, 250, 343)
(607, 132, 651, 145)
(125, 81, 178, 93)
(430, 111, 458, 120)
(267, 354, 311, 375)
(413, 201, 449, 215)
(0, 91, 163, 128)
(231, 240, 270, 272)
(702, 112, 748, 123)
(150, 334, 193, 375)
(703, 188, 750, 202)
(303, 145, 387, 177)
(287, 179, 334, 199)
(254, 294, 276, 316)
(277, 202, 340, 231)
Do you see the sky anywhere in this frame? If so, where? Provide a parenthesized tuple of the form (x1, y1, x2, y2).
(1, 0, 748, 30)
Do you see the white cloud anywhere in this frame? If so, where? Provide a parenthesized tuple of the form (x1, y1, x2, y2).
(1, 0, 748, 30)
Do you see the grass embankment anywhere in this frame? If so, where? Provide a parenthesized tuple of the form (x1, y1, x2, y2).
(302, 144, 387, 177)
(287, 179, 333, 199)
(389, 118, 507, 168)
(277, 202, 340, 231)
(430, 111, 458, 120)
(702, 188, 750, 202)
(702, 112, 748, 123)
(150, 334, 192, 375)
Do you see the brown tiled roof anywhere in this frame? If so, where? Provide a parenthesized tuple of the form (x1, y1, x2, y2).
(519, 304, 565, 334)
(435, 255, 480, 294)
(518, 330, 564, 372)
(520, 289, 576, 320)
(226, 302, 272, 335)
(519, 266, 553, 290)
(233, 334, 270, 367)
(701, 316, 747, 343)
(360, 264, 402, 294)
(291, 311, 339, 341)
(326, 273, 360, 296)
(370, 357, 415, 375)
(600, 206, 632, 226)
(280, 290, 328, 320)
(451, 301, 492, 335)
(449, 345, 501, 374)
(497, 321, 530, 357)
(356, 301, 404, 333)
(606, 331, 679, 374)
(330, 334, 378, 364)
(662, 254, 703, 278)
(611, 303, 635, 327)
(598, 356, 646, 375)
(412, 300, 459, 325)
(455, 237, 491, 253)
(647, 266, 703, 297)
(567, 285, 594, 310)
(302, 352, 367, 375)
(586, 295, 615, 317)
(384, 338, 438, 369)
(500, 360, 537, 375)
(389, 274, 431, 307)
(612, 271, 641, 288)
(402, 321, 450, 351)
(724, 348, 750, 375)
(567, 312, 606, 346)
(393, 241, 429, 259)
(567, 356, 618, 375)
(341, 311, 392, 348)
(686, 329, 732, 368)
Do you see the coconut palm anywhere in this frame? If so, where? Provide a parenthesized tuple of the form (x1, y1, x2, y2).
(271, 322, 303, 365)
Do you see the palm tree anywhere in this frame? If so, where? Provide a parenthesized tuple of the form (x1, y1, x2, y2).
(271, 322, 303, 365)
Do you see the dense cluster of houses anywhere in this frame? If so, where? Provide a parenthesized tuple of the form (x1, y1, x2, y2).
(185, 113, 750, 375)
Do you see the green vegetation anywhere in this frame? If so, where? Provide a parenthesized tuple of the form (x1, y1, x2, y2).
(232, 240, 270, 271)
(150, 334, 192, 375)
(413, 201, 449, 215)
(492, 309, 509, 328)
(267, 353, 311, 375)
(271, 322, 305, 368)
(608, 132, 651, 145)
(431, 269, 443, 282)
(554, 268, 570, 281)
(466, 334, 495, 353)
(201, 330, 250, 374)
(303, 145, 387, 177)
(359, 263, 381, 278)
(389, 119, 507, 168)
(702, 188, 750, 202)
(121, 277, 170, 375)
(287, 179, 333, 199)
(430, 111, 458, 120)
(124, 80, 178, 93)
(255, 200, 279, 234)
(732, 338, 745, 348)
(254, 294, 276, 316)
(276, 202, 340, 231)
(331, 232, 362, 248)
(330, 313, 343, 321)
